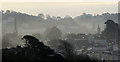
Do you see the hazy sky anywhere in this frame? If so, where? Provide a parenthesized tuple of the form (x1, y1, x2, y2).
(0, 0, 119, 2)
(1, 1, 118, 17)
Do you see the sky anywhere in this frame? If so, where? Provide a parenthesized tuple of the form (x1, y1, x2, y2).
(0, 0, 119, 17)
(0, 0, 119, 2)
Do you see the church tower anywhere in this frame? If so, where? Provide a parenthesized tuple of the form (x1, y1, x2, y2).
(14, 17, 18, 35)
(97, 24, 101, 35)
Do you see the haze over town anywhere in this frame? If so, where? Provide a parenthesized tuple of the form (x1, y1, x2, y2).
(1, 1, 120, 62)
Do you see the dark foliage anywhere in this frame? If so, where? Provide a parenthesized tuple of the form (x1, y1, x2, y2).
(2, 35, 98, 62)
(102, 20, 118, 40)
(2, 35, 65, 62)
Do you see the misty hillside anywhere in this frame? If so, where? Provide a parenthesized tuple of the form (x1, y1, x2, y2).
(1, 10, 118, 34)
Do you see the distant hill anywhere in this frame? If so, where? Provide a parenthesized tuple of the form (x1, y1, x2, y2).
(1, 10, 119, 34)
